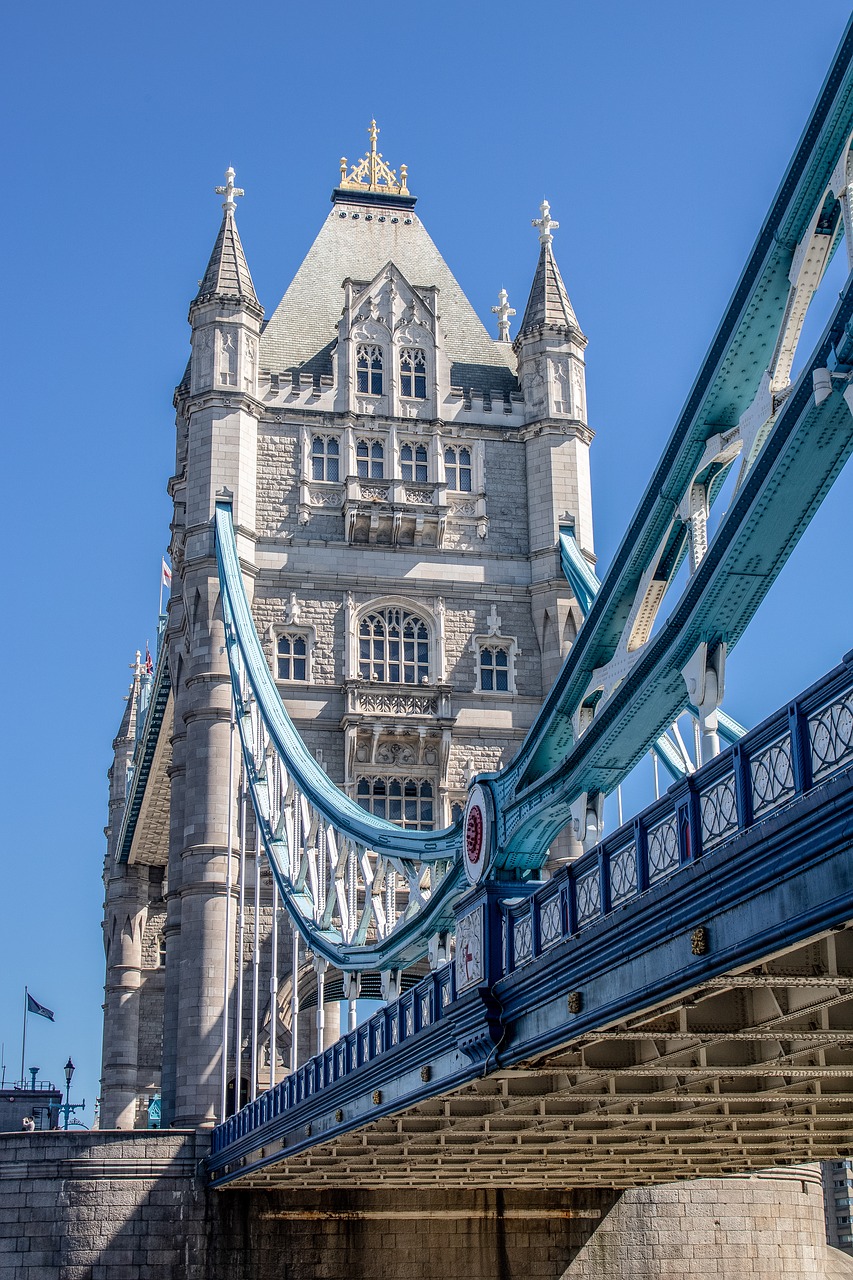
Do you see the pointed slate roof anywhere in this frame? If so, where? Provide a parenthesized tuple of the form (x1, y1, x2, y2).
(114, 669, 140, 746)
(516, 241, 583, 341)
(259, 200, 518, 396)
(193, 209, 262, 315)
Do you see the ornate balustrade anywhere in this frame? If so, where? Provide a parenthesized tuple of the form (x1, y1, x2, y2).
(211, 964, 456, 1154)
(502, 650, 853, 974)
(211, 649, 853, 1160)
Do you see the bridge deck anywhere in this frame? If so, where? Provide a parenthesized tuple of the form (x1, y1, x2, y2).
(209, 654, 853, 1189)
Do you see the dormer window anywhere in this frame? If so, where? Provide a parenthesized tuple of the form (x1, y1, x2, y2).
(444, 445, 472, 492)
(357, 438, 385, 479)
(401, 442, 428, 482)
(311, 434, 340, 482)
(356, 345, 383, 395)
(400, 348, 427, 399)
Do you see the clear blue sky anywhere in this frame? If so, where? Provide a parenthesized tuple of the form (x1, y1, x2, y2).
(3, 0, 852, 1125)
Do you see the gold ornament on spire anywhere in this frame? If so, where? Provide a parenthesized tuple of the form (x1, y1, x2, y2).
(338, 121, 410, 196)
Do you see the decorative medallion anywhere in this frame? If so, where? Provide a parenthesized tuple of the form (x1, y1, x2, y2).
(455, 906, 484, 991)
(462, 783, 493, 885)
(691, 925, 709, 956)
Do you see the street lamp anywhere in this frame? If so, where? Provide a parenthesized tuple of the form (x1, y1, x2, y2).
(58, 1057, 85, 1130)
(63, 1058, 74, 1131)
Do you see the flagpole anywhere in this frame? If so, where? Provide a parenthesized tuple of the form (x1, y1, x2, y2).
(20, 987, 28, 1087)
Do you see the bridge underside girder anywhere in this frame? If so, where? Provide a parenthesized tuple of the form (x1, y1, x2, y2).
(229, 932, 853, 1189)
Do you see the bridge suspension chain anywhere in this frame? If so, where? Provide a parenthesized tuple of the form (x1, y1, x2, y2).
(216, 504, 462, 972)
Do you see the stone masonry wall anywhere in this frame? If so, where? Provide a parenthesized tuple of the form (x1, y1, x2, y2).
(2, 1132, 853, 1280)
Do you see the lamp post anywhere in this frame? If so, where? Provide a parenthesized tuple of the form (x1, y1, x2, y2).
(58, 1057, 85, 1130)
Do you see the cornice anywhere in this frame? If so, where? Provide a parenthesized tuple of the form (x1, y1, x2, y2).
(185, 389, 266, 420)
(519, 418, 595, 445)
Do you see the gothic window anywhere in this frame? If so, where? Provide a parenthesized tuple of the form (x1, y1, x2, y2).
(356, 344, 384, 395)
(356, 777, 434, 829)
(359, 607, 429, 684)
(444, 445, 472, 492)
(356, 438, 385, 479)
(401, 442, 428, 482)
(400, 348, 427, 399)
(277, 633, 308, 681)
(158, 935, 166, 967)
(219, 331, 237, 386)
(479, 645, 512, 696)
(311, 435, 340, 482)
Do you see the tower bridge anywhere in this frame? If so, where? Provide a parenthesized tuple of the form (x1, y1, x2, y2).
(52, 12, 853, 1277)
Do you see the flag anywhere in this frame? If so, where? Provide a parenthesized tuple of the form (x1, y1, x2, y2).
(27, 994, 54, 1022)
(161, 559, 172, 589)
(145, 645, 154, 676)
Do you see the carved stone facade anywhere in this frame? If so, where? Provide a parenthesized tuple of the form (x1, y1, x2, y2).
(100, 138, 595, 1131)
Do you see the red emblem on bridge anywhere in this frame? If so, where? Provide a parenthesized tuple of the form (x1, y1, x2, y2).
(466, 805, 483, 864)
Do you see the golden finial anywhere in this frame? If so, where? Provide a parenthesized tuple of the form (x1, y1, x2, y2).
(338, 122, 411, 197)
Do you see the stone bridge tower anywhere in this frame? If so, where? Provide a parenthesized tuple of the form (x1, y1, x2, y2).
(99, 126, 594, 1129)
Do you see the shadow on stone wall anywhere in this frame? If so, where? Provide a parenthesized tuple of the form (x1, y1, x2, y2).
(1, 1132, 850, 1280)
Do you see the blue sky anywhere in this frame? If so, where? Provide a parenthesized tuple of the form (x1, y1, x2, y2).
(3, 0, 853, 1124)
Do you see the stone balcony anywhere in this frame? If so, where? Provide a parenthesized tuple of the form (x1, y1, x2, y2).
(342, 680, 454, 722)
(343, 477, 447, 546)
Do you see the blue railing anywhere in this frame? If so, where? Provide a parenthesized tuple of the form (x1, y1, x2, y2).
(212, 650, 853, 1158)
(212, 964, 456, 1154)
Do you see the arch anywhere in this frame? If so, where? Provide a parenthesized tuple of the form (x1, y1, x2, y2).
(356, 599, 434, 685)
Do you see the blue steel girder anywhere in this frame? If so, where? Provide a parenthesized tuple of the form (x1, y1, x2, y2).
(508, 21, 853, 793)
(213, 18, 853, 969)
(496, 306, 853, 861)
(208, 648, 853, 1185)
(216, 505, 465, 970)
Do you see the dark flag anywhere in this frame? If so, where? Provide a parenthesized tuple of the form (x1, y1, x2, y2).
(26, 994, 54, 1021)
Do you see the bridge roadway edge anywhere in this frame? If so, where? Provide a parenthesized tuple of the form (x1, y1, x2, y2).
(207, 754, 853, 1186)
(1, 1129, 852, 1279)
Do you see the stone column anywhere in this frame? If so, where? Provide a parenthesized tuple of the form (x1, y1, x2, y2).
(158, 687, 186, 1129)
(100, 862, 150, 1128)
(172, 569, 239, 1127)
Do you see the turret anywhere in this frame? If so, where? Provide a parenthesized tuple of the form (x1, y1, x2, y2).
(514, 202, 595, 686)
(162, 169, 263, 1127)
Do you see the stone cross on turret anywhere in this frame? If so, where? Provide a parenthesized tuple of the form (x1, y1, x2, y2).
(532, 199, 559, 246)
(215, 167, 245, 213)
(492, 288, 516, 343)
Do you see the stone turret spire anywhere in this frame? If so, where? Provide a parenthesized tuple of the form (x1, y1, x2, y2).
(516, 201, 583, 341)
(192, 167, 262, 316)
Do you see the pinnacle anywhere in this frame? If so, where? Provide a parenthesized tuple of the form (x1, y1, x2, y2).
(515, 240, 583, 343)
(193, 207, 262, 314)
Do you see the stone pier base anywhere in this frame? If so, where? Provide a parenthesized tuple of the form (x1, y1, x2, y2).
(1, 1131, 851, 1279)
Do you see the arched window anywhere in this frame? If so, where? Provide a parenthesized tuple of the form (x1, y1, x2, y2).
(356, 438, 385, 479)
(356, 344, 384, 395)
(277, 633, 308, 681)
(359, 607, 430, 684)
(444, 445, 472, 492)
(311, 435, 339, 482)
(400, 348, 427, 399)
(479, 644, 510, 691)
(401, 442, 428, 482)
(356, 777, 434, 829)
